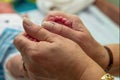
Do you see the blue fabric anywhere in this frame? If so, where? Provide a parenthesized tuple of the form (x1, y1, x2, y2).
(0, 28, 20, 63)
(14, 1, 37, 13)
(0, 28, 21, 80)
(0, 63, 4, 80)
(0, 1, 37, 80)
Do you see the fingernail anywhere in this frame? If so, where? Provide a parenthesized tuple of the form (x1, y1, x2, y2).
(23, 17, 33, 27)
(42, 21, 53, 27)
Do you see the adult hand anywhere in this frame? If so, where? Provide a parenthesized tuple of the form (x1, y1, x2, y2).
(42, 11, 109, 69)
(14, 18, 105, 80)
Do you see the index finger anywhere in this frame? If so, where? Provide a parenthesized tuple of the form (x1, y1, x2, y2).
(14, 33, 36, 55)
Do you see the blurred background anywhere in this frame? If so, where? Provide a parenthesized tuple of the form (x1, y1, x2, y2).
(108, 0, 119, 7)
(0, 0, 119, 80)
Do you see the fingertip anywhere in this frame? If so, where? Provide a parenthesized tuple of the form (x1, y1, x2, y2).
(42, 21, 54, 28)
(23, 18, 33, 31)
(23, 18, 33, 26)
(14, 33, 32, 46)
(23, 18, 41, 39)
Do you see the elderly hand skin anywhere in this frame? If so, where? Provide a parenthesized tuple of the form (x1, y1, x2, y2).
(42, 11, 109, 69)
(14, 18, 105, 80)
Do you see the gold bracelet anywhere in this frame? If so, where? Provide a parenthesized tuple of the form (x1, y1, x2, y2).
(101, 73, 114, 80)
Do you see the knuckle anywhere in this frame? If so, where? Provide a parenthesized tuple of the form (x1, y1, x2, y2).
(75, 32, 88, 43)
(35, 27, 42, 35)
(76, 32, 84, 39)
(24, 46, 35, 55)
(72, 15, 81, 22)
(45, 45, 59, 56)
(59, 25, 65, 34)
(47, 33, 58, 41)
(28, 50, 41, 63)
(14, 36, 20, 45)
(53, 37, 64, 47)
(49, 44, 58, 52)
(21, 45, 33, 57)
(50, 22, 65, 35)
(51, 22, 64, 33)
(49, 22, 56, 29)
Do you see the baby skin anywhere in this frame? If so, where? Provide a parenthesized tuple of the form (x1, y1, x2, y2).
(25, 16, 72, 42)
(48, 16, 72, 28)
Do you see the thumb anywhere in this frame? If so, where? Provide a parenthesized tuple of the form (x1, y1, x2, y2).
(42, 21, 77, 39)
(23, 18, 55, 42)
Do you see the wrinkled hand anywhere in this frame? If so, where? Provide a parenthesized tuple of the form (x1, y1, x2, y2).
(42, 11, 109, 69)
(14, 18, 103, 80)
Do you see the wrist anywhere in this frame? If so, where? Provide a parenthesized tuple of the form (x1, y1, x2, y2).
(68, 56, 105, 80)
(60, 54, 92, 80)
(85, 40, 109, 69)
(93, 44, 109, 69)
(80, 61, 106, 80)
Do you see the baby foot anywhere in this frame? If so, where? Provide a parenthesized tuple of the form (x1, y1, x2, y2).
(26, 34, 39, 42)
(48, 16, 72, 28)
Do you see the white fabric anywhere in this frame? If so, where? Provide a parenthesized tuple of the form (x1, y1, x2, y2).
(0, 14, 23, 36)
(36, 0, 95, 14)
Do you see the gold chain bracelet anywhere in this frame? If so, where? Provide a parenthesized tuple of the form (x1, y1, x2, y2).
(101, 73, 114, 80)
